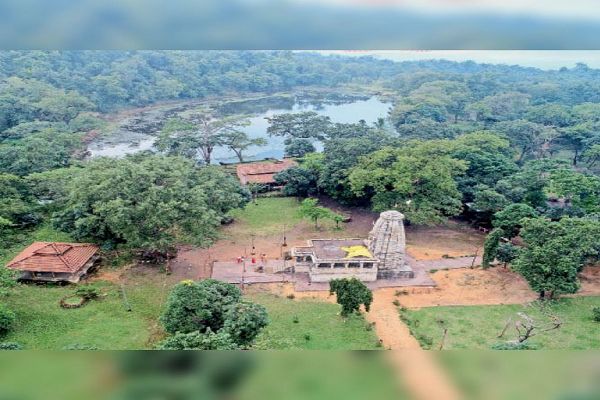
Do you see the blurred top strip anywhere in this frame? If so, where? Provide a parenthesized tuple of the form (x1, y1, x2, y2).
(1, 0, 600, 49)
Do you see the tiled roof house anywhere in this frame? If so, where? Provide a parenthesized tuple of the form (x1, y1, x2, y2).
(236, 159, 297, 186)
(6, 242, 100, 283)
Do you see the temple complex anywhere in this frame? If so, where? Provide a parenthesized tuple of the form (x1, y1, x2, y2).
(292, 210, 414, 283)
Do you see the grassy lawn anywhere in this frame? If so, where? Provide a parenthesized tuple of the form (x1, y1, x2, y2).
(2, 278, 166, 349)
(247, 292, 380, 350)
(400, 296, 600, 350)
(228, 197, 304, 237)
(227, 197, 344, 238)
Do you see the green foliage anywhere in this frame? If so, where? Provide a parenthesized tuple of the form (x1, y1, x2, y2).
(297, 198, 334, 228)
(0, 304, 16, 335)
(513, 217, 600, 298)
(349, 142, 466, 225)
(547, 168, 600, 214)
(156, 115, 251, 164)
(482, 228, 505, 268)
(0, 342, 23, 350)
(329, 278, 373, 317)
(223, 302, 269, 347)
(592, 307, 600, 323)
(156, 329, 239, 350)
(491, 341, 538, 350)
(53, 155, 248, 252)
(284, 138, 316, 158)
(274, 166, 319, 197)
(496, 243, 519, 267)
(0, 130, 84, 176)
(160, 279, 242, 335)
(493, 203, 538, 238)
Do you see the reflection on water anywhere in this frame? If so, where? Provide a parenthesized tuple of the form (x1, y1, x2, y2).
(88, 94, 392, 162)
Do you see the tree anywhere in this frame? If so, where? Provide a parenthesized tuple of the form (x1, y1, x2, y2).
(547, 168, 600, 214)
(482, 228, 505, 268)
(0, 304, 16, 335)
(53, 156, 249, 254)
(266, 112, 331, 142)
(156, 329, 239, 350)
(0, 130, 84, 176)
(284, 138, 316, 158)
(160, 279, 242, 335)
(274, 166, 319, 197)
(512, 217, 600, 299)
(492, 203, 538, 238)
(329, 278, 373, 317)
(472, 186, 509, 214)
(221, 130, 267, 162)
(156, 115, 250, 164)
(349, 142, 466, 225)
(222, 302, 269, 347)
(494, 120, 554, 163)
(496, 242, 518, 268)
(298, 198, 335, 229)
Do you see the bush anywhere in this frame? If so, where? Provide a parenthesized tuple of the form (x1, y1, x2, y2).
(223, 302, 269, 347)
(160, 279, 241, 334)
(156, 329, 239, 350)
(0, 342, 22, 350)
(491, 341, 538, 350)
(592, 307, 600, 322)
(0, 304, 16, 335)
(75, 286, 100, 300)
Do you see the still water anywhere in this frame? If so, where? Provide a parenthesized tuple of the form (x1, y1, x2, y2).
(88, 94, 391, 163)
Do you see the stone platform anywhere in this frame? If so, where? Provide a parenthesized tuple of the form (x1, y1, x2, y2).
(211, 260, 294, 284)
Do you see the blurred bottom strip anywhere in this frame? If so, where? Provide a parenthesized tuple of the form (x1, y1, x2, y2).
(0, 351, 598, 400)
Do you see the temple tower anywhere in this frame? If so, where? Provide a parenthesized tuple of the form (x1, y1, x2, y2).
(367, 210, 413, 279)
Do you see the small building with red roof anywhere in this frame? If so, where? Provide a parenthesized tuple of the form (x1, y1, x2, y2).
(236, 159, 297, 187)
(6, 242, 100, 283)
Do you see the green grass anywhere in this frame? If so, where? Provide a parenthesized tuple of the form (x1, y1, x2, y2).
(400, 296, 600, 350)
(228, 197, 303, 236)
(247, 292, 380, 349)
(227, 197, 344, 238)
(1, 278, 167, 349)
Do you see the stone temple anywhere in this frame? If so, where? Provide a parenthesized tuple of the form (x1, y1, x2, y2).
(292, 210, 414, 283)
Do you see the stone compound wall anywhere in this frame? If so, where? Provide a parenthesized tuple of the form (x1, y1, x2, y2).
(368, 210, 414, 279)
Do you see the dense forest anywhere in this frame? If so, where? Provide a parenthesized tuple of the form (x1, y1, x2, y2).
(2, 50, 600, 298)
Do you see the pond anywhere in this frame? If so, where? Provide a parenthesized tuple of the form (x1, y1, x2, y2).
(88, 93, 392, 163)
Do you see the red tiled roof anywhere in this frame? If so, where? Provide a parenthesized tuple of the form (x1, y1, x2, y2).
(6, 242, 99, 274)
(236, 159, 297, 185)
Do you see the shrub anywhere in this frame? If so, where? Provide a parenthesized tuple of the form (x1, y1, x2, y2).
(160, 279, 241, 334)
(75, 286, 100, 300)
(416, 334, 433, 349)
(592, 307, 600, 322)
(392, 299, 401, 307)
(0, 342, 22, 350)
(286, 294, 295, 300)
(292, 316, 299, 323)
(0, 304, 16, 335)
(156, 329, 239, 350)
(223, 302, 269, 347)
(491, 341, 538, 350)
(303, 333, 311, 341)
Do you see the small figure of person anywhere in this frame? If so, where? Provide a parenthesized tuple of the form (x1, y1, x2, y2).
(236, 256, 242, 264)
(251, 257, 256, 264)
(260, 253, 267, 264)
